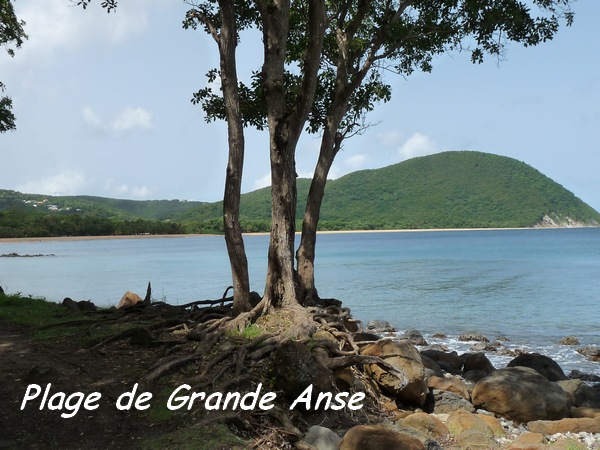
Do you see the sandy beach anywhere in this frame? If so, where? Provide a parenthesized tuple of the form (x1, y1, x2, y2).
(1, 226, 588, 245)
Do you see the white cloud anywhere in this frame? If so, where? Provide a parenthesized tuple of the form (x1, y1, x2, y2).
(377, 130, 404, 147)
(82, 106, 153, 136)
(7, 0, 151, 67)
(111, 107, 153, 133)
(253, 173, 271, 190)
(17, 171, 87, 196)
(345, 154, 368, 169)
(398, 132, 438, 160)
(103, 179, 154, 199)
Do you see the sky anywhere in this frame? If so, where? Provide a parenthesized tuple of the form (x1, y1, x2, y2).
(2, 1, 599, 211)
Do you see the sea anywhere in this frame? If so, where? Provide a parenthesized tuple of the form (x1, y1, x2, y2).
(1, 228, 599, 377)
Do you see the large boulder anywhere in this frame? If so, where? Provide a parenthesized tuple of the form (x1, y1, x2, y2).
(557, 379, 600, 408)
(507, 352, 567, 381)
(429, 389, 475, 414)
(401, 412, 450, 440)
(427, 375, 471, 400)
(527, 417, 600, 435)
(402, 329, 428, 346)
(117, 291, 142, 309)
(340, 425, 426, 450)
(361, 339, 428, 407)
(303, 425, 341, 450)
(420, 349, 462, 375)
(366, 320, 397, 333)
(461, 352, 495, 374)
(458, 331, 489, 342)
(471, 366, 570, 423)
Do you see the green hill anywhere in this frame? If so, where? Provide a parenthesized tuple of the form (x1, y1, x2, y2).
(179, 151, 600, 231)
(3, 151, 599, 236)
(0, 190, 202, 220)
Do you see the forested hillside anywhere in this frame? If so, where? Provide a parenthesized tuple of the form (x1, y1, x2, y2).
(180, 151, 600, 232)
(2, 151, 599, 237)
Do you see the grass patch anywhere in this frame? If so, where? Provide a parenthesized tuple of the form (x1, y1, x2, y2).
(0, 294, 70, 327)
(141, 423, 247, 450)
(227, 323, 263, 340)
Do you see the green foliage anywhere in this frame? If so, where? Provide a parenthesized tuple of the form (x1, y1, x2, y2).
(185, 0, 574, 141)
(0, 294, 68, 327)
(1, 0, 28, 132)
(180, 151, 600, 230)
(3, 151, 598, 235)
(0, 190, 198, 238)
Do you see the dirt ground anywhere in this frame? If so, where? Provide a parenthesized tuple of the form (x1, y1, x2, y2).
(0, 320, 176, 450)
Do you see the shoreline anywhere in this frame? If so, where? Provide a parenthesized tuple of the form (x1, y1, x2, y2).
(1, 225, 595, 244)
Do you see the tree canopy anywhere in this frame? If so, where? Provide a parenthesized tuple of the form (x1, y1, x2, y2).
(0, 0, 27, 132)
(81, 0, 574, 318)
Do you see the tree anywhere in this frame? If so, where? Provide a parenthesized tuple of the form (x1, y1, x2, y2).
(0, 0, 27, 133)
(86, 0, 574, 321)
(188, 0, 574, 312)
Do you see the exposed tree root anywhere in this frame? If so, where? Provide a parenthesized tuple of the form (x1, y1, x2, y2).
(144, 353, 203, 385)
(59, 289, 405, 447)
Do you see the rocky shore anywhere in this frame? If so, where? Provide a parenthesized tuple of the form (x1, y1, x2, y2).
(298, 321, 600, 449)
(2, 292, 599, 449)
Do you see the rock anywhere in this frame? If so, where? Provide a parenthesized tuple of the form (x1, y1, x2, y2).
(361, 339, 428, 407)
(402, 412, 450, 440)
(352, 332, 382, 343)
(446, 410, 495, 437)
(461, 352, 495, 375)
(577, 346, 600, 362)
(387, 423, 444, 449)
(458, 331, 489, 342)
(454, 430, 499, 450)
(570, 407, 600, 419)
(366, 320, 397, 333)
(402, 329, 428, 346)
(478, 414, 505, 437)
(117, 291, 142, 309)
(569, 369, 600, 382)
(511, 432, 545, 446)
(507, 353, 568, 381)
(469, 341, 500, 352)
(420, 350, 462, 375)
(527, 417, 600, 435)
(420, 354, 444, 378)
(559, 336, 580, 346)
(471, 366, 570, 423)
(432, 332, 447, 339)
(303, 425, 341, 450)
(462, 370, 490, 383)
(340, 425, 426, 450)
(62, 297, 97, 314)
(427, 375, 471, 400)
(557, 379, 600, 408)
(429, 389, 474, 414)
(270, 340, 333, 405)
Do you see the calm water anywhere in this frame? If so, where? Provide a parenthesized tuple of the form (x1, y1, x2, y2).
(1, 228, 599, 375)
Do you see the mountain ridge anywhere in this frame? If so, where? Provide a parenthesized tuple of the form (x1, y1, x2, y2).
(2, 151, 599, 236)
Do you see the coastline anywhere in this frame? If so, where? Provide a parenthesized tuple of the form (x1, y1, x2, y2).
(1, 225, 595, 244)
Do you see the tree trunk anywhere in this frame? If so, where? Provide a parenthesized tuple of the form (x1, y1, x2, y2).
(263, 121, 300, 308)
(219, 0, 252, 315)
(257, 0, 325, 310)
(296, 127, 342, 303)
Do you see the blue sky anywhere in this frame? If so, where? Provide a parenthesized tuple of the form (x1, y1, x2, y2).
(2, 0, 599, 211)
